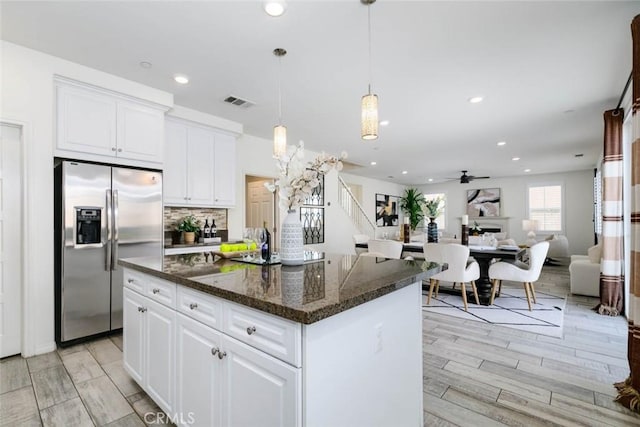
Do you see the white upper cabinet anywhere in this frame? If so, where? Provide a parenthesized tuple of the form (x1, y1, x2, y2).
(212, 134, 236, 207)
(164, 117, 236, 208)
(57, 84, 117, 157)
(56, 79, 167, 166)
(117, 100, 164, 162)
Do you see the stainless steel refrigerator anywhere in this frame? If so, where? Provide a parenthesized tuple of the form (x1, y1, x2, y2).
(55, 160, 163, 344)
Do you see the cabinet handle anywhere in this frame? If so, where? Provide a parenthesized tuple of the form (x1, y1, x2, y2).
(246, 326, 256, 335)
(138, 306, 147, 313)
(211, 347, 218, 356)
(218, 350, 227, 360)
(189, 303, 198, 310)
(152, 288, 160, 294)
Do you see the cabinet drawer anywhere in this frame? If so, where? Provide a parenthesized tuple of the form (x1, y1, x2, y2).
(177, 286, 223, 330)
(123, 269, 145, 294)
(223, 302, 301, 367)
(144, 276, 177, 309)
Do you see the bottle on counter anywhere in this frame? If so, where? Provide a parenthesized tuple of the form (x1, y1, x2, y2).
(203, 219, 210, 239)
(211, 219, 217, 238)
(261, 221, 271, 262)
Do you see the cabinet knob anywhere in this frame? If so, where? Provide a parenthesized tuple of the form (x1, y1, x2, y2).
(111, 147, 117, 151)
(117, 148, 122, 152)
(152, 288, 160, 294)
(218, 350, 227, 360)
(246, 326, 256, 335)
(138, 307, 147, 313)
(127, 279, 134, 283)
(215, 198, 219, 201)
(211, 347, 218, 356)
(189, 303, 198, 310)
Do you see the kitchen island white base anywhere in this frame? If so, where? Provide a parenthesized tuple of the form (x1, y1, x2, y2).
(303, 282, 423, 427)
(121, 263, 424, 426)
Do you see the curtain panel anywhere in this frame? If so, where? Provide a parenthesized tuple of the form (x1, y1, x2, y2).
(597, 109, 624, 316)
(615, 14, 640, 413)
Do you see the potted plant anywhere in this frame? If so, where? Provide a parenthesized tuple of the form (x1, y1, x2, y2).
(470, 221, 482, 236)
(177, 215, 200, 244)
(399, 188, 426, 231)
(423, 196, 443, 220)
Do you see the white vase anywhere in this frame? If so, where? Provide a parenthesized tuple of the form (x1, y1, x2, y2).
(280, 209, 304, 265)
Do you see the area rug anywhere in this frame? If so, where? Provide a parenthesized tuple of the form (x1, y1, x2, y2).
(422, 287, 567, 337)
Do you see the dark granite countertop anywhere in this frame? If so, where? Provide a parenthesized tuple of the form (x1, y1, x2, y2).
(119, 252, 440, 324)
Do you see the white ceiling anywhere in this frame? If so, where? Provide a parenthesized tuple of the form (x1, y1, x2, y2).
(1, 1, 638, 185)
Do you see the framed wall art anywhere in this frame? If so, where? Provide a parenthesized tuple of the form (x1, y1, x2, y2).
(467, 188, 501, 217)
(375, 193, 402, 226)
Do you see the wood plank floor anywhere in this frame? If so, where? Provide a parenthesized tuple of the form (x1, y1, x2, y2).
(422, 264, 640, 426)
(1, 265, 638, 426)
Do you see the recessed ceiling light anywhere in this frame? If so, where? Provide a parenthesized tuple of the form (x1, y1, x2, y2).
(174, 75, 189, 84)
(263, 1, 287, 17)
(370, 161, 377, 166)
(468, 96, 483, 104)
(512, 157, 520, 161)
(524, 169, 531, 172)
(379, 120, 390, 126)
(139, 61, 152, 69)
(496, 141, 506, 146)
(428, 178, 434, 182)
(402, 170, 408, 175)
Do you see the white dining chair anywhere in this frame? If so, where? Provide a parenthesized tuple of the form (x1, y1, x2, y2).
(423, 243, 480, 311)
(366, 239, 404, 259)
(488, 241, 549, 311)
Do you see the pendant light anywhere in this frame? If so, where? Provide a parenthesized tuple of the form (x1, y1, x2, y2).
(361, 0, 378, 140)
(273, 48, 287, 157)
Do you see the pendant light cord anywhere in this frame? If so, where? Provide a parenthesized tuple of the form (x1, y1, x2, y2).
(367, 3, 372, 95)
(278, 54, 283, 125)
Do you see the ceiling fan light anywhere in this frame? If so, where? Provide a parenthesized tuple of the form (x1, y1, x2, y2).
(273, 125, 287, 157)
(361, 93, 379, 140)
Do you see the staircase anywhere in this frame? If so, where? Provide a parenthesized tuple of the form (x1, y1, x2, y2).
(337, 175, 376, 239)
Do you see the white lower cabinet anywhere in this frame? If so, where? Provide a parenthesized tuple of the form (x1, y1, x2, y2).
(220, 334, 300, 427)
(123, 288, 175, 415)
(175, 313, 222, 427)
(175, 312, 300, 427)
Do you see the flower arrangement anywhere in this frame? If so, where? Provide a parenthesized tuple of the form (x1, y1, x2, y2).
(266, 141, 347, 211)
(423, 196, 444, 219)
(470, 221, 482, 234)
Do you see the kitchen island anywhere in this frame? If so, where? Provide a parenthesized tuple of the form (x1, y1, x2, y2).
(119, 252, 437, 427)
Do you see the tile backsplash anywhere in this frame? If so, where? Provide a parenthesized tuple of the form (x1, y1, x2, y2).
(164, 207, 227, 232)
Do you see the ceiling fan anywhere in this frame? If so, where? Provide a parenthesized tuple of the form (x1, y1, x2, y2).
(447, 170, 491, 184)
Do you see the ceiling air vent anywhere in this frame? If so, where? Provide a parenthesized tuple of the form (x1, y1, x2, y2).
(223, 95, 255, 109)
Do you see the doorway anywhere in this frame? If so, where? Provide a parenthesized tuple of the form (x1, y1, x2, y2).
(245, 175, 278, 243)
(0, 123, 23, 357)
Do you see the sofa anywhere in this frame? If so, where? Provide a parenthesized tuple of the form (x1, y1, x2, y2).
(569, 243, 601, 297)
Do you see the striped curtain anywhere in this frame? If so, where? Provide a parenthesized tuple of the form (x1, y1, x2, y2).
(615, 14, 640, 412)
(597, 109, 624, 316)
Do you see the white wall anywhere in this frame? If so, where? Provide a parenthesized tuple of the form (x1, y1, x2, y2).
(418, 169, 595, 255)
(1, 41, 174, 355)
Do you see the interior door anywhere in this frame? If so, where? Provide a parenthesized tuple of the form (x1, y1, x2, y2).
(0, 124, 22, 357)
(246, 179, 275, 230)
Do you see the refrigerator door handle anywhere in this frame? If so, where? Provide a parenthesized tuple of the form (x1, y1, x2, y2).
(106, 189, 112, 271)
(112, 189, 119, 270)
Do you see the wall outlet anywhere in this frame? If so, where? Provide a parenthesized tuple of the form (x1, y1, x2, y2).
(374, 323, 383, 353)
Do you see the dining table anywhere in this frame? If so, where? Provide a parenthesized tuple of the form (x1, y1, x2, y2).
(355, 241, 526, 305)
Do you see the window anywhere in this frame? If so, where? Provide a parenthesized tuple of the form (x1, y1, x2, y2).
(301, 175, 325, 244)
(423, 193, 446, 230)
(528, 184, 562, 232)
